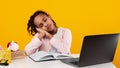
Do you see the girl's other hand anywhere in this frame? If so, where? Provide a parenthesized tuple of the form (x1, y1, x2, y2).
(44, 31, 53, 39)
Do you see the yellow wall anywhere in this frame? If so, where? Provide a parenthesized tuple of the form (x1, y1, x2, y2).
(0, 0, 120, 67)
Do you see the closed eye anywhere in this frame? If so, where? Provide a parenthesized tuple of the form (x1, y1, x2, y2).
(39, 23, 43, 28)
(43, 17, 47, 22)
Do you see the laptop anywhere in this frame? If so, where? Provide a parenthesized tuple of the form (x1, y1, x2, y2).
(61, 33, 119, 67)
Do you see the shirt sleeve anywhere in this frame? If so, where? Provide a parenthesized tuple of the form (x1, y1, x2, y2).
(50, 28, 72, 54)
(25, 33, 42, 55)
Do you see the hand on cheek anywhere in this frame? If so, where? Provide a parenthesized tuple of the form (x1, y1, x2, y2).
(36, 28, 53, 39)
(44, 31, 53, 39)
(36, 28, 46, 40)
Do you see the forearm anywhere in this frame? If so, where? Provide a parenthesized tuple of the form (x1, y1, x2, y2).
(50, 29, 72, 54)
(25, 37, 42, 55)
(50, 37, 71, 54)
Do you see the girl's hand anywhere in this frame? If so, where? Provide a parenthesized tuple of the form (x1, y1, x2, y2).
(44, 31, 53, 39)
(36, 28, 46, 40)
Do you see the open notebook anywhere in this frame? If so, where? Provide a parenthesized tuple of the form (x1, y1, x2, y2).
(29, 51, 72, 62)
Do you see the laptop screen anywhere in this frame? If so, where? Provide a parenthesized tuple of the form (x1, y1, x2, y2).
(79, 33, 119, 66)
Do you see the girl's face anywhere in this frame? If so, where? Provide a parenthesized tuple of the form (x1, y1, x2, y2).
(34, 14, 56, 32)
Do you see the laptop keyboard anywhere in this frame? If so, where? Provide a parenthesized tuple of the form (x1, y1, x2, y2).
(70, 61, 79, 65)
(60, 58, 79, 66)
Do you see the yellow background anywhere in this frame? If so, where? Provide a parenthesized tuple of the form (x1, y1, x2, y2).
(0, 0, 120, 67)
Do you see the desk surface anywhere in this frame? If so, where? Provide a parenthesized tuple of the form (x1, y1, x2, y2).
(0, 54, 116, 68)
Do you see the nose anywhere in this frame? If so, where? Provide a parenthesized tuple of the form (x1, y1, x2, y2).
(44, 23, 48, 27)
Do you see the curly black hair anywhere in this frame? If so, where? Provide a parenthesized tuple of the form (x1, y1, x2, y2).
(27, 10, 56, 36)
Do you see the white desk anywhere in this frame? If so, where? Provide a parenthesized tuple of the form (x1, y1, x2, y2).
(0, 54, 116, 68)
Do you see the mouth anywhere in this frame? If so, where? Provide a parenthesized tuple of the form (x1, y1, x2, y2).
(47, 24, 51, 31)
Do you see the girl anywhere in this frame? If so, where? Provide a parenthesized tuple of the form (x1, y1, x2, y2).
(25, 10, 72, 55)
